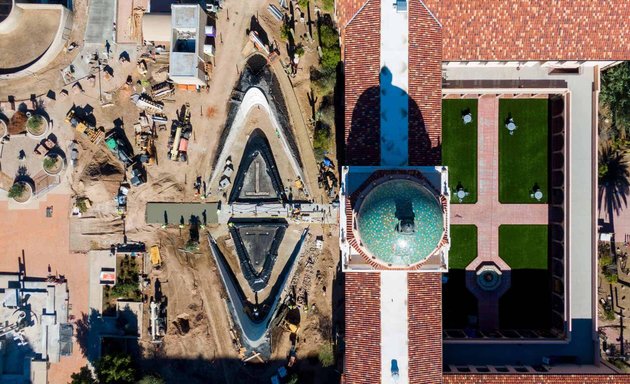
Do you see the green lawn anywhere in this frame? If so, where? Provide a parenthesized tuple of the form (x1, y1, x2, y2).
(442, 99, 478, 203)
(498, 99, 549, 203)
(449, 225, 478, 269)
(498, 225, 548, 269)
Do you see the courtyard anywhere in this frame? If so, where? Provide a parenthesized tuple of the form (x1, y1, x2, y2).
(443, 94, 558, 335)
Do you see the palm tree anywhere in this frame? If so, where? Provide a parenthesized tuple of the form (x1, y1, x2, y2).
(599, 142, 630, 231)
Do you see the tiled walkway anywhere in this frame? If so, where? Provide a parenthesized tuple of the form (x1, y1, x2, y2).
(451, 95, 548, 266)
(450, 95, 548, 326)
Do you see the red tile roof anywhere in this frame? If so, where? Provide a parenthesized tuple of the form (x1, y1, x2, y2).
(408, 0, 442, 165)
(443, 374, 630, 383)
(425, 0, 630, 61)
(408, 273, 443, 384)
(339, 0, 630, 61)
(344, 272, 381, 383)
(343, 0, 381, 165)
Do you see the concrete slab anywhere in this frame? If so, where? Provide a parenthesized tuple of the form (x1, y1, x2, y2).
(84, 0, 115, 44)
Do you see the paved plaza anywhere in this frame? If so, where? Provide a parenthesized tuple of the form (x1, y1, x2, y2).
(0, 193, 89, 382)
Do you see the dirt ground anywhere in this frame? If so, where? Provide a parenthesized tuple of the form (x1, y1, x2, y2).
(136, 223, 339, 383)
(0, 0, 89, 99)
(598, 241, 630, 372)
(1, 0, 341, 382)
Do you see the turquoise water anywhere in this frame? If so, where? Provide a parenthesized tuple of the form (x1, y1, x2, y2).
(357, 180, 443, 265)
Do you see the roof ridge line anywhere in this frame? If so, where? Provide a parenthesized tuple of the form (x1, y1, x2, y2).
(414, 0, 442, 28)
(344, 0, 374, 29)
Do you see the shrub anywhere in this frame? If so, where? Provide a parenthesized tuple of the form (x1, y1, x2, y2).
(95, 353, 136, 384)
(606, 273, 619, 284)
(139, 374, 165, 384)
(8, 183, 25, 199)
(295, 45, 305, 57)
(319, 24, 340, 72)
(43, 156, 58, 170)
(281, 23, 292, 41)
(321, 0, 334, 12)
(76, 197, 90, 213)
(287, 373, 299, 384)
(27, 115, 44, 130)
(70, 365, 95, 384)
(318, 343, 335, 367)
(604, 307, 616, 321)
(313, 122, 332, 159)
(316, 101, 335, 128)
(311, 68, 336, 96)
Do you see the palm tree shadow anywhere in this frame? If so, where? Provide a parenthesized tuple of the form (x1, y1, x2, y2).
(598, 143, 630, 232)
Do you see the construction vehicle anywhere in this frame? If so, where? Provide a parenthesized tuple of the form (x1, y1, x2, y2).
(130, 161, 146, 186)
(150, 245, 162, 268)
(151, 81, 174, 99)
(66, 108, 104, 144)
(115, 183, 129, 215)
(149, 300, 166, 342)
(105, 130, 134, 167)
(167, 103, 192, 161)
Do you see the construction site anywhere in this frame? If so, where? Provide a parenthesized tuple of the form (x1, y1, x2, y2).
(0, 0, 340, 383)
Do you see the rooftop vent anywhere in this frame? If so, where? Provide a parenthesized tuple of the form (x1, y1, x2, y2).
(395, 0, 407, 12)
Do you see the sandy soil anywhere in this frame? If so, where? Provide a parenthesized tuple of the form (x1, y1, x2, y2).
(1, 0, 341, 381)
(0, 9, 60, 69)
(0, 0, 89, 99)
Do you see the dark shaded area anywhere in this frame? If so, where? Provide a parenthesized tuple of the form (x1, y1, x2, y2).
(346, 85, 380, 165)
(212, 232, 304, 324)
(547, 95, 566, 334)
(442, 270, 478, 329)
(248, 15, 269, 47)
(499, 270, 552, 330)
(228, 219, 288, 291)
(228, 129, 286, 204)
(346, 67, 439, 165)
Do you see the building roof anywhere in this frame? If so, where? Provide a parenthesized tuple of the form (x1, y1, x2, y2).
(344, 273, 381, 382)
(339, 0, 630, 61)
(407, 0, 441, 165)
(342, 0, 380, 165)
(142, 13, 171, 43)
(408, 273, 442, 384)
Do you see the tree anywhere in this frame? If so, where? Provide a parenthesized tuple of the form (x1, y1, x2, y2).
(319, 24, 340, 72)
(95, 354, 136, 384)
(599, 142, 630, 231)
(138, 374, 165, 384)
(70, 365, 96, 384)
(601, 62, 630, 138)
(8, 183, 25, 199)
(318, 343, 335, 367)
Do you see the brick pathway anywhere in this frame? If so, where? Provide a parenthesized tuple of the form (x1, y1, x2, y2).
(450, 95, 548, 327)
(451, 95, 548, 266)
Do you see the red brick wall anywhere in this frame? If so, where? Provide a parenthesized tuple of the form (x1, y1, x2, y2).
(408, 0, 442, 166)
(408, 273, 443, 384)
(444, 374, 630, 383)
(344, 272, 381, 383)
(343, 0, 380, 165)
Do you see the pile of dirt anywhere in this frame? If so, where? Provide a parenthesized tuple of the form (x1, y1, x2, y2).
(8, 111, 26, 135)
(82, 150, 124, 180)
